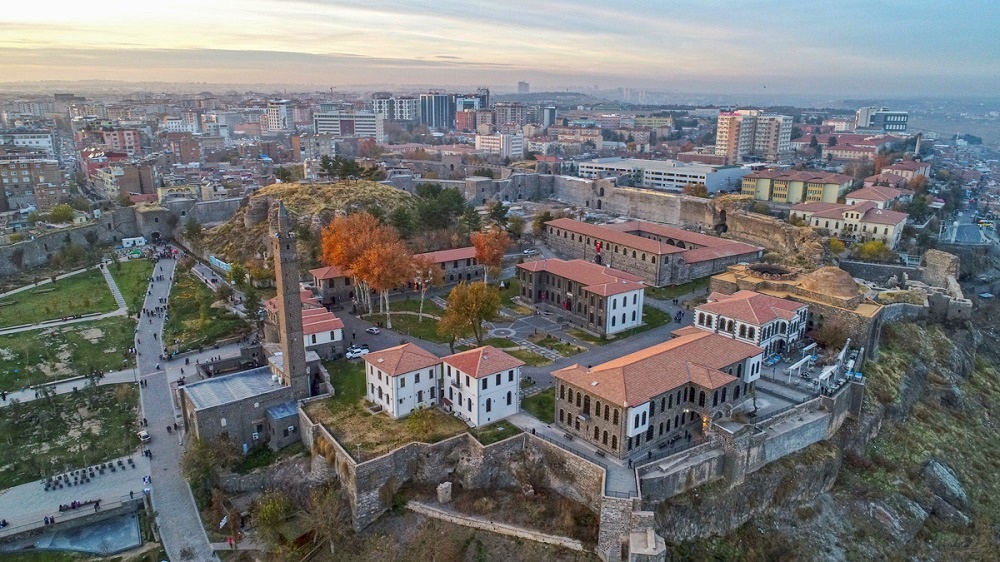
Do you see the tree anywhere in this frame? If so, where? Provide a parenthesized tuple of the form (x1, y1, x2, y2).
(307, 484, 350, 556)
(829, 238, 846, 254)
(49, 204, 75, 223)
(243, 288, 261, 321)
(354, 236, 411, 329)
(274, 166, 293, 182)
(184, 217, 202, 240)
(828, 136, 838, 147)
(487, 201, 509, 227)
(471, 229, 511, 284)
(472, 168, 495, 179)
(460, 207, 482, 235)
(228, 262, 248, 290)
(908, 175, 928, 192)
(411, 255, 440, 322)
(854, 240, 895, 263)
(437, 282, 500, 346)
(682, 183, 709, 198)
(532, 210, 553, 237)
(809, 135, 818, 148)
(388, 207, 416, 239)
(508, 215, 526, 245)
(217, 284, 234, 302)
(254, 490, 295, 551)
(321, 212, 380, 312)
(751, 202, 771, 215)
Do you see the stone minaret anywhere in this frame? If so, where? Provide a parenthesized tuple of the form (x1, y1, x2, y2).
(271, 201, 309, 398)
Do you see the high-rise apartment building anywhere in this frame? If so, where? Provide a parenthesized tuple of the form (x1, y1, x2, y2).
(494, 102, 527, 127)
(715, 110, 792, 164)
(371, 95, 419, 122)
(517, 81, 530, 94)
(542, 107, 558, 128)
(419, 93, 452, 129)
(0, 156, 63, 211)
(100, 129, 142, 156)
(313, 110, 385, 142)
(855, 107, 907, 133)
(266, 99, 293, 132)
(475, 133, 524, 159)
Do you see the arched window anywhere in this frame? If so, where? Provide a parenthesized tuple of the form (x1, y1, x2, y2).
(611, 435, 618, 450)
(737, 364, 743, 378)
(641, 411, 647, 425)
(748, 327, 756, 340)
(613, 409, 619, 425)
(576, 393, 582, 407)
(468, 398, 472, 411)
(604, 405, 610, 421)
(595, 400, 602, 417)
(734, 385, 741, 400)
(560, 384, 565, 400)
(727, 320, 735, 333)
(712, 391, 718, 406)
(739, 325, 746, 338)
(603, 430, 609, 445)
(594, 426, 600, 440)
(599, 187, 605, 196)
(567, 388, 573, 403)
(668, 395, 673, 409)
(486, 398, 492, 412)
(642, 253, 646, 261)
(651, 256, 656, 264)
(699, 391, 706, 407)
(506, 391, 512, 405)
(698, 312, 705, 325)
(583, 395, 591, 415)
(634, 414, 641, 429)
(659, 422, 664, 435)
(721, 388, 728, 403)
(559, 408, 564, 422)
(666, 419, 671, 432)
(632, 250, 637, 258)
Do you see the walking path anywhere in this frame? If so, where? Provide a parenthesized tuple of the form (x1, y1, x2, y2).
(134, 254, 218, 562)
(100, 265, 128, 310)
(0, 266, 92, 299)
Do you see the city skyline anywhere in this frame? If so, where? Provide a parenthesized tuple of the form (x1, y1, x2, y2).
(2, 0, 999, 96)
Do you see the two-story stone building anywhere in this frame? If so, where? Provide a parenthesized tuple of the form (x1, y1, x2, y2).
(789, 201, 909, 249)
(414, 246, 483, 285)
(552, 331, 764, 459)
(364, 343, 442, 419)
(441, 346, 524, 427)
(264, 290, 345, 359)
(516, 258, 645, 336)
(544, 218, 762, 287)
(310, 265, 353, 307)
(693, 290, 808, 356)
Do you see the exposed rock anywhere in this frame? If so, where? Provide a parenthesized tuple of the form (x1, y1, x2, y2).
(921, 459, 968, 510)
(436, 481, 452, 503)
(940, 384, 966, 411)
(932, 495, 972, 528)
(868, 495, 928, 545)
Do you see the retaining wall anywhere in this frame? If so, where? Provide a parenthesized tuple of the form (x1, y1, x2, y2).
(407, 500, 584, 551)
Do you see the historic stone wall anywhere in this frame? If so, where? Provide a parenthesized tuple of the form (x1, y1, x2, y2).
(596, 496, 639, 562)
(839, 260, 922, 285)
(407, 501, 585, 551)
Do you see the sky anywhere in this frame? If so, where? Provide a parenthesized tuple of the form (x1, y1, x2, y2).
(2, 0, 999, 96)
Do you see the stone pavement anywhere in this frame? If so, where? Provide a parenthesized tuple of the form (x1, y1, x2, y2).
(100, 264, 128, 310)
(0, 454, 150, 536)
(134, 252, 218, 562)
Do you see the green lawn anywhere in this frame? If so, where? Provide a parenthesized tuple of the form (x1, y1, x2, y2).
(470, 420, 523, 445)
(0, 317, 137, 391)
(0, 553, 87, 562)
(163, 270, 250, 352)
(522, 388, 555, 424)
(233, 442, 306, 474)
(564, 328, 606, 346)
(531, 334, 584, 356)
(644, 277, 709, 301)
(0, 383, 139, 490)
(387, 298, 443, 315)
(325, 360, 367, 410)
(614, 305, 672, 339)
(499, 278, 521, 307)
(482, 337, 518, 349)
(108, 259, 155, 316)
(0, 268, 116, 329)
(507, 348, 552, 367)
(377, 312, 450, 344)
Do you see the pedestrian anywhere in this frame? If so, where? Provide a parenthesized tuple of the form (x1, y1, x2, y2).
(94, 503, 99, 512)
(130, 490, 134, 499)
(648, 451, 652, 460)
(143, 417, 147, 426)
(627, 459, 632, 468)
(228, 536, 234, 549)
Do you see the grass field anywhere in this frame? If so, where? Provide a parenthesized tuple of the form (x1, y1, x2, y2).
(304, 360, 468, 459)
(0, 268, 116, 329)
(470, 420, 523, 445)
(506, 348, 552, 367)
(0, 383, 139, 490)
(108, 259, 155, 316)
(644, 277, 709, 301)
(482, 337, 518, 349)
(377, 312, 450, 344)
(521, 388, 555, 424)
(530, 334, 584, 356)
(386, 298, 443, 316)
(0, 317, 137, 392)
(163, 270, 250, 352)
(564, 328, 605, 346)
(499, 278, 521, 307)
(614, 305, 672, 339)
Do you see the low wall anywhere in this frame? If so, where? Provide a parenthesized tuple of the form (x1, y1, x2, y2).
(407, 501, 584, 551)
(839, 260, 922, 285)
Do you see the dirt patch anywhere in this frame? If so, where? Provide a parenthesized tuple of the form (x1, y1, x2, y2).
(78, 327, 104, 343)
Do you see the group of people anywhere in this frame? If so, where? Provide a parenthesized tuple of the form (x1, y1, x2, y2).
(57, 499, 98, 512)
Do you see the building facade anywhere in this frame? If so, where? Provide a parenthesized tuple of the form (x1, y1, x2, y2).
(266, 99, 293, 132)
(371, 96, 419, 122)
(552, 331, 763, 459)
(310, 265, 354, 307)
(740, 170, 854, 204)
(577, 157, 748, 193)
(789, 201, 909, 249)
(474, 133, 524, 159)
(364, 343, 442, 419)
(855, 107, 907, 133)
(715, 110, 792, 164)
(441, 346, 524, 427)
(313, 110, 385, 142)
(413, 247, 482, 284)
(419, 93, 452, 129)
(544, 218, 763, 287)
(693, 290, 808, 356)
(517, 258, 645, 336)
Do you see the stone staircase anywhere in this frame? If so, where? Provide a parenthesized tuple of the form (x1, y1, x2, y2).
(100, 266, 128, 310)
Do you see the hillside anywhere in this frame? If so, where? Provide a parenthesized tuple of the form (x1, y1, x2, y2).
(666, 320, 1000, 561)
(201, 180, 415, 267)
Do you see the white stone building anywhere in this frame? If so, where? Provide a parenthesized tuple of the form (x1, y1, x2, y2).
(364, 343, 441, 419)
(692, 290, 808, 356)
(790, 201, 909, 249)
(441, 346, 524, 428)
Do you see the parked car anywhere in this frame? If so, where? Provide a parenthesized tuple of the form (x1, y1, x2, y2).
(347, 344, 370, 353)
(523, 248, 540, 256)
(137, 430, 151, 443)
(346, 347, 370, 359)
(366, 327, 381, 335)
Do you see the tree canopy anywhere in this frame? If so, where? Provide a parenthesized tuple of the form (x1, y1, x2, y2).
(437, 282, 500, 346)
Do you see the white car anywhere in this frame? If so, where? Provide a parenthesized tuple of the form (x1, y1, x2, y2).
(366, 327, 381, 335)
(346, 347, 370, 359)
(523, 248, 540, 256)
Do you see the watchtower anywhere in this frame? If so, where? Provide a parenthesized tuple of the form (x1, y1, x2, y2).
(271, 201, 309, 398)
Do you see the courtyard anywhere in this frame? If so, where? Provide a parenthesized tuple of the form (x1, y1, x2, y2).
(163, 269, 250, 352)
(0, 268, 118, 329)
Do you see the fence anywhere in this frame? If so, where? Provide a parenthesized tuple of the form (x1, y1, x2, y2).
(0, 494, 143, 541)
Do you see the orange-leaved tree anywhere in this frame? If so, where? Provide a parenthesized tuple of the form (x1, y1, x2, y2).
(471, 228, 511, 284)
(411, 255, 440, 323)
(320, 211, 396, 314)
(354, 236, 411, 329)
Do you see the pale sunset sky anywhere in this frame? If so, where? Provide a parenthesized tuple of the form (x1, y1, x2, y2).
(2, 0, 998, 95)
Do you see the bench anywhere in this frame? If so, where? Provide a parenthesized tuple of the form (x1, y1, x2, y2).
(563, 433, 574, 441)
(595, 450, 606, 458)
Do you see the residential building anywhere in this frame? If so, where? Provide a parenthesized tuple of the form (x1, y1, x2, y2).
(789, 133, 899, 152)
(475, 133, 524, 159)
(100, 129, 142, 156)
(790, 201, 909, 248)
(0, 129, 56, 158)
(577, 157, 749, 193)
(292, 133, 337, 162)
(544, 218, 763, 287)
(542, 107, 558, 128)
(714, 110, 792, 164)
(419, 93, 452, 129)
(740, 170, 854, 204)
(264, 290, 345, 359)
(161, 116, 197, 134)
(822, 118, 855, 132)
(862, 172, 908, 190)
(548, 126, 603, 150)
(313, 110, 385, 142)
(517, 258, 645, 336)
(364, 343, 442, 419)
(413, 247, 482, 284)
(517, 81, 530, 94)
(846, 185, 912, 209)
(455, 110, 477, 132)
(494, 102, 527, 127)
(0, 156, 63, 210)
(266, 99, 293, 132)
(371, 95, 419, 122)
(883, 160, 931, 181)
(310, 265, 354, 307)
(855, 107, 907, 133)
(633, 116, 674, 129)
(693, 290, 808, 355)
(552, 330, 764, 459)
(824, 145, 877, 161)
(441, 346, 524, 427)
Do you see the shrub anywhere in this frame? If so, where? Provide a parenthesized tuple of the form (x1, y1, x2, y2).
(829, 238, 846, 254)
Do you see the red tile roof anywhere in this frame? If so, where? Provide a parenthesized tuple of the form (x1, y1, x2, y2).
(697, 290, 804, 325)
(742, 170, 854, 184)
(517, 258, 645, 296)
(847, 185, 907, 203)
(885, 161, 928, 172)
(790, 201, 908, 226)
(553, 331, 762, 406)
(442, 346, 525, 379)
(414, 246, 477, 263)
(265, 290, 321, 313)
(310, 265, 348, 280)
(363, 343, 440, 377)
(547, 218, 680, 255)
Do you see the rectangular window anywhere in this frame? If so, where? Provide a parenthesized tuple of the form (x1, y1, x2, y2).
(415, 372, 420, 383)
(495, 373, 501, 386)
(482, 378, 488, 390)
(508, 370, 514, 382)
